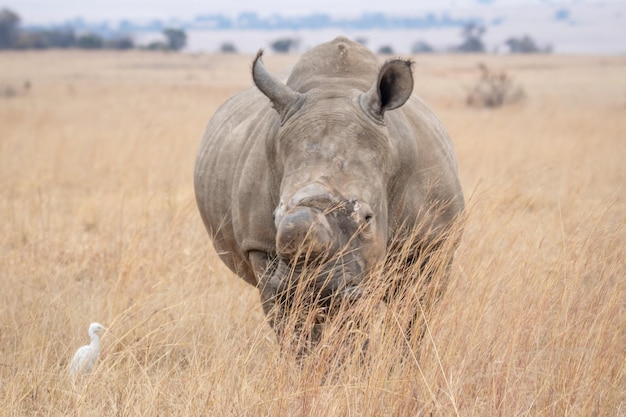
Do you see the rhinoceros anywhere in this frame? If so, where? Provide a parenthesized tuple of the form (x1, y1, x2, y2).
(194, 37, 464, 347)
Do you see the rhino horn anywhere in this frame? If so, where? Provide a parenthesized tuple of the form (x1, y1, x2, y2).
(360, 59, 414, 122)
(252, 50, 305, 124)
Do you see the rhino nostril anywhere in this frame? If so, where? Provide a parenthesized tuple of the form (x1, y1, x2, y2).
(349, 200, 374, 225)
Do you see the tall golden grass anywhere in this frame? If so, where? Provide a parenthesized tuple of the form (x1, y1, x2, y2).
(0, 50, 624, 416)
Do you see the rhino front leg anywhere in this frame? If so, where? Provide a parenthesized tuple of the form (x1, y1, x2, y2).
(249, 251, 279, 319)
(249, 252, 294, 347)
(250, 252, 321, 356)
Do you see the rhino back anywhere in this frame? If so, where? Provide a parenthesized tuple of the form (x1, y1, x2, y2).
(194, 87, 279, 285)
(286, 36, 380, 93)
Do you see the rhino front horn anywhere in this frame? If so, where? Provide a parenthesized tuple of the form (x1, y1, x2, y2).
(276, 207, 334, 261)
(252, 50, 306, 124)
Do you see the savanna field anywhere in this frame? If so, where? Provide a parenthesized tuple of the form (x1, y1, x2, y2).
(0, 49, 624, 415)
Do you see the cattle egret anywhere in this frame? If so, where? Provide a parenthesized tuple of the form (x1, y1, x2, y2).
(69, 322, 106, 377)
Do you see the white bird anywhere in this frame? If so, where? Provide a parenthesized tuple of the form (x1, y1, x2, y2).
(69, 322, 106, 377)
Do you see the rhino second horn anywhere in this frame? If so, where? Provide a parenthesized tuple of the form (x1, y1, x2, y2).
(252, 50, 306, 124)
(276, 207, 333, 259)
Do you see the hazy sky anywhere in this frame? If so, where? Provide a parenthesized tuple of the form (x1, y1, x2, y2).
(3, 0, 611, 24)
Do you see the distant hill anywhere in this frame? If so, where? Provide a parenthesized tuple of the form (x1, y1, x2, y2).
(25, 11, 479, 34)
(20, 3, 626, 54)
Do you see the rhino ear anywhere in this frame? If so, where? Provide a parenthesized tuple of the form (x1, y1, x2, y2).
(252, 50, 305, 124)
(360, 59, 414, 122)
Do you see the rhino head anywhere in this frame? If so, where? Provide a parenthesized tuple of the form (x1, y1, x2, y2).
(252, 50, 414, 306)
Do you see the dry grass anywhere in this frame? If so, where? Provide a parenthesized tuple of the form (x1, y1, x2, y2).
(0, 49, 624, 416)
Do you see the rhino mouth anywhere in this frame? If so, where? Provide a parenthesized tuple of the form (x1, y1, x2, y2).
(270, 251, 365, 309)
(270, 195, 371, 309)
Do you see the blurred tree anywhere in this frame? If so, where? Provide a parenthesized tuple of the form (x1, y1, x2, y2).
(145, 41, 169, 51)
(15, 31, 46, 49)
(0, 8, 20, 49)
(43, 28, 76, 48)
(76, 33, 104, 49)
(220, 42, 237, 53)
(466, 62, 525, 108)
(106, 36, 134, 50)
(377, 45, 394, 55)
(412, 40, 434, 54)
(270, 37, 298, 53)
(506, 35, 552, 54)
(456, 22, 486, 53)
(163, 28, 186, 51)
(16, 28, 76, 49)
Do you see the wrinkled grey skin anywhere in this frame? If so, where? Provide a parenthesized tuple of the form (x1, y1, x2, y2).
(194, 37, 464, 346)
